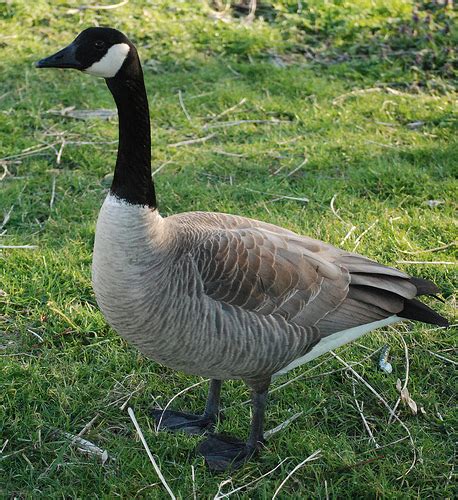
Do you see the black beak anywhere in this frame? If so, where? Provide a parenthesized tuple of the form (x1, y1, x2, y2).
(36, 43, 82, 70)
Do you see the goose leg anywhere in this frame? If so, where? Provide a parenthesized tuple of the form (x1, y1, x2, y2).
(197, 386, 269, 472)
(150, 379, 221, 435)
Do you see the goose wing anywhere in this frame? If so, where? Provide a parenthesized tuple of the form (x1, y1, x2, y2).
(173, 212, 419, 334)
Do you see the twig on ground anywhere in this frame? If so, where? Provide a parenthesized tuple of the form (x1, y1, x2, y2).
(241, 186, 308, 204)
(67, 0, 128, 13)
(212, 149, 246, 158)
(388, 331, 410, 424)
(0, 163, 10, 181)
(332, 86, 423, 105)
(1, 143, 58, 161)
(396, 260, 456, 265)
(284, 157, 308, 178)
(0, 439, 9, 453)
(352, 378, 380, 448)
(49, 177, 56, 210)
(168, 134, 216, 148)
(330, 193, 354, 229)
(191, 465, 197, 500)
(270, 195, 309, 204)
(204, 98, 247, 128)
(152, 160, 174, 177)
(77, 415, 99, 438)
(330, 351, 417, 479)
(353, 220, 378, 251)
(127, 407, 176, 500)
(264, 412, 303, 440)
(398, 242, 456, 255)
(120, 382, 146, 411)
(214, 457, 290, 499)
(272, 450, 322, 499)
(178, 90, 192, 122)
(204, 119, 287, 130)
(56, 140, 65, 164)
(0, 206, 14, 232)
(425, 350, 458, 366)
(340, 225, 356, 246)
(27, 328, 44, 342)
(155, 379, 208, 432)
(371, 435, 409, 451)
(0, 245, 37, 249)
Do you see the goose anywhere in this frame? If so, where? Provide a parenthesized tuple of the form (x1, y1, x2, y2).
(36, 27, 449, 472)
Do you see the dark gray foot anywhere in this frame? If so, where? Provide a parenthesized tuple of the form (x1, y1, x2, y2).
(197, 433, 258, 472)
(150, 409, 216, 435)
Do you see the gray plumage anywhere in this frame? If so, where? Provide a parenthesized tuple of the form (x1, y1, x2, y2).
(92, 197, 444, 384)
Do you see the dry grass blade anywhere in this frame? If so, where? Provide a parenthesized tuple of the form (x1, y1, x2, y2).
(49, 177, 56, 210)
(264, 412, 303, 440)
(77, 415, 99, 438)
(127, 407, 176, 500)
(352, 220, 378, 251)
(152, 160, 174, 177)
(0, 206, 14, 232)
(204, 98, 247, 128)
(330, 193, 354, 229)
(1, 143, 58, 161)
(155, 379, 208, 432)
(331, 351, 417, 479)
(271, 450, 322, 499)
(204, 119, 286, 130)
(178, 90, 192, 122)
(352, 378, 380, 448)
(396, 260, 456, 265)
(56, 140, 65, 164)
(67, 0, 128, 14)
(388, 331, 410, 423)
(168, 134, 216, 148)
(284, 157, 308, 178)
(0, 245, 37, 249)
(214, 457, 290, 499)
(425, 350, 458, 366)
(398, 242, 456, 255)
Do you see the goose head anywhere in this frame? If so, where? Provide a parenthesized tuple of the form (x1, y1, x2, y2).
(36, 27, 136, 79)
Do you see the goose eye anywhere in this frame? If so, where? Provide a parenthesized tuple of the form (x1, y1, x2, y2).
(94, 40, 105, 50)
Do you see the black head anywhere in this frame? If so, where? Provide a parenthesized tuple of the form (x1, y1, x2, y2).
(36, 27, 137, 79)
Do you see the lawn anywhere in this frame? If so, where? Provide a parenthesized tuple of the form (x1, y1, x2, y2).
(1, 1, 456, 498)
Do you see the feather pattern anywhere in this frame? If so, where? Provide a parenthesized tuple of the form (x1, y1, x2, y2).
(92, 202, 448, 381)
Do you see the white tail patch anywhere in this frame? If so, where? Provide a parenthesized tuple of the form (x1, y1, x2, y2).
(273, 315, 401, 377)
(84, 43, 130, 78)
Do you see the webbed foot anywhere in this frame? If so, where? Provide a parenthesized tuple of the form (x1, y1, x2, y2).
(197, 433, 258, 472)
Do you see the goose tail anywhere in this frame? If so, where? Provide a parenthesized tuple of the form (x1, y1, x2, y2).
(398, 276, 449, 327)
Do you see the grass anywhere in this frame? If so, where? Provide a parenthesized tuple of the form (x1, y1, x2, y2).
(1, 1, 456, 498)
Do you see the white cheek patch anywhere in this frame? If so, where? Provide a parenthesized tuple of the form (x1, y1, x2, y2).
(84, 43, 130, 78)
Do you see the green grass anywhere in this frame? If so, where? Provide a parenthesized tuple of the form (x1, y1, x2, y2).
(1, 1, 456, 498)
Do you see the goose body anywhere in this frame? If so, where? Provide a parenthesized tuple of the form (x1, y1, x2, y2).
(37, 27, 448, 471)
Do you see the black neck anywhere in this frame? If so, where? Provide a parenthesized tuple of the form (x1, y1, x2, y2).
(106, 64, 156, 208)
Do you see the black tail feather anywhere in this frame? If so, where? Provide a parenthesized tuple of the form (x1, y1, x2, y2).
(409, 276, 441, 296)
(399, 298, 449, 327)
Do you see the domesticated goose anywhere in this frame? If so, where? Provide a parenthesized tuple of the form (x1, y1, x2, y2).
(37, 27, 449, 472)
